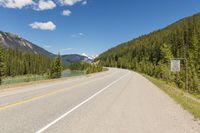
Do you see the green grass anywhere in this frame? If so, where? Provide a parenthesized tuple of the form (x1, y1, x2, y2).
(1, 70, 85, 86)
(144, 75, 200, 120)
(0, 68, 107, 88)
(2, 74, 48, 85)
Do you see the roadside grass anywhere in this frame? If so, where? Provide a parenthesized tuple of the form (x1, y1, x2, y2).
(1, 70, 84, 86)
(0, 69, 107, 90)
(102, 67, 109, 72)
(2, 75, 48, 85)
(144, 75, 200, 120)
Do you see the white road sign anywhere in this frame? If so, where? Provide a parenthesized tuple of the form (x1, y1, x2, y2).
(171, 60, 181, 72)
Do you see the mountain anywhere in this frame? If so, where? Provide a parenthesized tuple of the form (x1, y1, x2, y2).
(0, 31, 95, 65)
(81, 53, 98, 60)
(0, 31, 55, 58)
(97, 13, 200, 92)
(61, 54, 93, 65)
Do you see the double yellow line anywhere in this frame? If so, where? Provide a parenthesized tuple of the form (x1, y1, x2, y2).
(0, 71, 116, 111)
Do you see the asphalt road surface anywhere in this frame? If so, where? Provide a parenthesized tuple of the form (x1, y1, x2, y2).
(0, 68, 200, 133)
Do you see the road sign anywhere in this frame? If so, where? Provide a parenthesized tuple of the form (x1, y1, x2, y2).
(171, 60, 180, 72)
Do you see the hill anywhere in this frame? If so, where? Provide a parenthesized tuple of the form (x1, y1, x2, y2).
(97, 13, 200, 93)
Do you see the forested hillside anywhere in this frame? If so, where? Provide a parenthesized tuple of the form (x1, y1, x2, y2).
(97, 13, 200, 93)
(0, 45, 53, 82)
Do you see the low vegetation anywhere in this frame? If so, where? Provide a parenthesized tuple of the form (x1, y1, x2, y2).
(2, 74, 48, 85)
(66, 62, 103, 74)
(145, 75, 200, 119)
(0, 45, 5, 84)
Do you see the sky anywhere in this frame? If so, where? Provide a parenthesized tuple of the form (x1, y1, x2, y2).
(0, 0, 200, 57)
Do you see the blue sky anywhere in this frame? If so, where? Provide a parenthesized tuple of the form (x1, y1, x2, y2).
(0, 0, 200, 56)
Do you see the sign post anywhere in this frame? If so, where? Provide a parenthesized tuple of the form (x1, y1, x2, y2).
(171, 58, 188, 92)
(171, 60, 181, 72)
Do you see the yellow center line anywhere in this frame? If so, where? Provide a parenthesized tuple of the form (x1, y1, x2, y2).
(0, 71, 116, 111)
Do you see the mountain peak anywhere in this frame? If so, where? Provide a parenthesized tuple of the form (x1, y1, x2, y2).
(81, 53, 98, 60)
(62, 54, 93, 65)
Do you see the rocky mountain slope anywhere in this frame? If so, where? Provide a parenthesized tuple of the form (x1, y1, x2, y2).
(0, 31, 54, 57)
(61, 54, 93, 65)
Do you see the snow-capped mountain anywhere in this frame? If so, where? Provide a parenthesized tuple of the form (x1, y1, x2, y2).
(62, 54, 93, 65)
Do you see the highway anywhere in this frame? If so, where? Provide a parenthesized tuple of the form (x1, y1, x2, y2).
(0, 68, 199, 133)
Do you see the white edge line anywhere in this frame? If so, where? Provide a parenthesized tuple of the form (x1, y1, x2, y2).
(36, 71, 130, 133)
(0, 69, 115, 98)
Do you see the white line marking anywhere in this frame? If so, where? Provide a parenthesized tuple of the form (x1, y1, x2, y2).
(36, 71, 130, 133)
(0, 69, 115, 98)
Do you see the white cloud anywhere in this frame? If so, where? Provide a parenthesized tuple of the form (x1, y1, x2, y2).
(61, 48, 73, 51)
(0, 0, 87, 10)
(78, 32, 83, 36)
(35, 0, 56, 11)
(71, 32, 84, 37)
(82, 1, 87, 5)
(29, 21, 56, 31)
(0, 0, 34, 9)
(43, 45, 52, 48)
(60, 0, 83, 6)
(62, 10, 71, 16)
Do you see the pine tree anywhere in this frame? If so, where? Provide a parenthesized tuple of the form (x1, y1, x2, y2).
(160, 43, 173, 63)
(49, 54, 62, 79)
(158, 43, 173, 81)
(187, 32, 199, 92)
(0, 45, 5, 85)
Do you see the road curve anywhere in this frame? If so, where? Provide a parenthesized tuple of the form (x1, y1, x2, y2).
(0, 68, 199, 133)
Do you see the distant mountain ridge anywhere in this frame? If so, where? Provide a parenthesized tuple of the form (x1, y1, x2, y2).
(0, 31, 55, 57)
(0, 31, 93, 64)
(61, 54, 93, 65)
